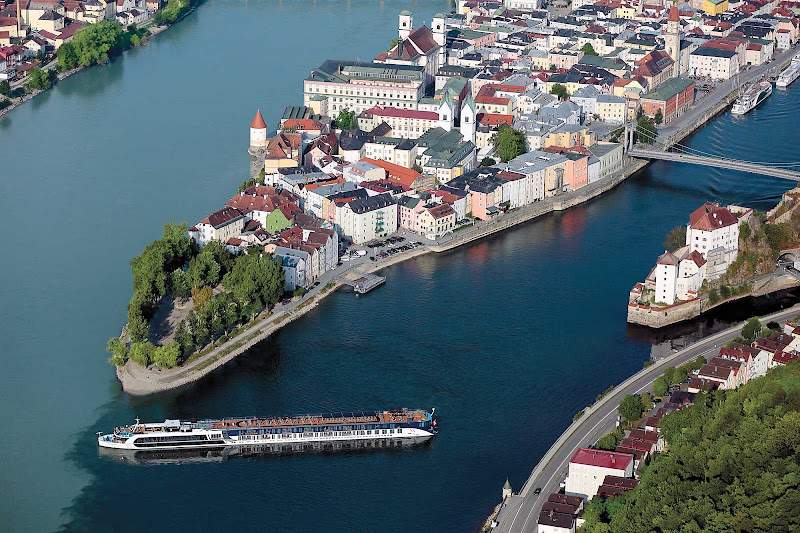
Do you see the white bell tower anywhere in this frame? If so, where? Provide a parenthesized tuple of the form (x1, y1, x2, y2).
(460, 94, 476, 143)
(399, 10, 413, 40)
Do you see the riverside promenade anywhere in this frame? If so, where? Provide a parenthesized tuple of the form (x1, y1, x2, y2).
(492, 303, 800, 533)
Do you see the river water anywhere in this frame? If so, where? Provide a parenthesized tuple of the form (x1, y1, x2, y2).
(1, 2, 798, 531)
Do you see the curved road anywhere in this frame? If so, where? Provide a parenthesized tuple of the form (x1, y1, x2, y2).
(494, 304, 800, 533)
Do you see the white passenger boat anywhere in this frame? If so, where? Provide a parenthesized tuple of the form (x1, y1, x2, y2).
(777, 53, 800, 88)
(98, 408, 437, 451)
(731, 80, 772, 115)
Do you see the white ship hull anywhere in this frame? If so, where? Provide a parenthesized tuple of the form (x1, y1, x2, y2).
(99, 426, 436, 450)
(731, 81, 772, 115)
(777, 61, 800, 88)
(98, 408, 438, 451)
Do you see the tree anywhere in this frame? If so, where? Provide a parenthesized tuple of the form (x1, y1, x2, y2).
(708, 287, 720, 304)
(106, 337, 128, 366)
(69, 20, 125, 67)
(491, 124, 526, 163)
(597, 427, 623, 450)
(654, 109, 663, 125)
(480, 157, 496, 167)
(191, 285, 213, 309)
(582, 43, 598, 56)
(549, 83, 569, 100)
(618, 393, 644, 422)
(640, 393, 653, 411)
(720, 284, 731, 298)
(333, 108, 357, 130)
(388, 37, 399, 50)
(238, 177, 257, 193)
(742, 317, 762, 342)
(26, 67, 53, 91)
(174, 320, 192, 353)
(152, 342, 181, 368)
(652, 377, 668, 397)
(663, 225, 687, 252)
(57, 42, 79, 70)
(153, 0, 192, 26)
(188, 251, 221, 288)
(129, 341, 155, 367)
(636, 115, 657, 144)
(0, 80, 10, 96)
(169, 268, 190, 300)
(740, 221, 751, 240)
(127, 302, 150, 343)
(223, 252, 285, 309)
(764, 223, 790, 253)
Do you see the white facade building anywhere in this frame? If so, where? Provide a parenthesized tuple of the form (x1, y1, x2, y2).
(655, 251, 679, 305)
(685, 202, 740, 273)
(565, 448, 634, 501)
(338, 193, 399, 244)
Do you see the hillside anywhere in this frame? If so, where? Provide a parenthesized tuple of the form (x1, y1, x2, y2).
(579, 362, 800, 533)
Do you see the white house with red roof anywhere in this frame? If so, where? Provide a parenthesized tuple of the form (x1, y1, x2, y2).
(565, 448, 634, 501)
(190, 207, 246, 246)
(685, 202, 740, 278)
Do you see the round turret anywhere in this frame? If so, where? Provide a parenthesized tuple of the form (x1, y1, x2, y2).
(250, 110, 267, 148)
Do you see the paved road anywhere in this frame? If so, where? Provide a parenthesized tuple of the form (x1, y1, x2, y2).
(494, 303, 800, 533)
(656, 45, 797, 144)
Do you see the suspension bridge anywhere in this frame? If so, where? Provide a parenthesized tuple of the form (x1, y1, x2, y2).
(624, 127, 800, 181)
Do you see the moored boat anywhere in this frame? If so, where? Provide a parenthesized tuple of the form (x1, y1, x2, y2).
(98, 408, 437, 451)
(777, 53, 800, 88)
(731, 80, 772, 115)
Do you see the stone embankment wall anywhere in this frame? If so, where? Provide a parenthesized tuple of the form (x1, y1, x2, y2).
(429, 159, 648, 253)
(628, 274, 800, 328)
(627, 299, 702, 328)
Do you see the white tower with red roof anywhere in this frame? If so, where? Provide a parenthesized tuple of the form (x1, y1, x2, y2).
(250, 110, 268, 149)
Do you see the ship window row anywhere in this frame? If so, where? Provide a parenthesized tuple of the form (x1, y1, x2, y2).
(135, 435, 211, 443)
(239, 428, 405, 439)
(236, 423, 405, 435)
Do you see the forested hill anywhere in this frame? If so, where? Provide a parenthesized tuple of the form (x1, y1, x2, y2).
(579, 362, 800, 533)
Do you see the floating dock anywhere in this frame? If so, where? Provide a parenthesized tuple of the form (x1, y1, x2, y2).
(337, 270, 386, 294)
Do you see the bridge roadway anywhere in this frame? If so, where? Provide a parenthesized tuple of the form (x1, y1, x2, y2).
(627, 148, 800, 181)
(493, 304, 800, 533)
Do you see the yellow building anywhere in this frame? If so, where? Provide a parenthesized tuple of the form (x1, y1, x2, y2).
(614, 5, 637, 19)
(418, 204, 457, 237)
(544, 125, 597, 148)
(703, 0, 728, 15)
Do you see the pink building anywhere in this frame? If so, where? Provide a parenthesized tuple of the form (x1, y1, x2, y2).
(399, 196, 426, 232)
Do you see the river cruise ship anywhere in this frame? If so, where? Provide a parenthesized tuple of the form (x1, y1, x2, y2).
(731, 80, 772, 115)
(777, 53, 800, 88)
(98, 408, 437, 451)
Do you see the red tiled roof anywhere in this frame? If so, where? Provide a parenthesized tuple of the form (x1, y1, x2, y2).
(251, 110, 267, 129)
(201, 207, 243, 228)
(360, 157, 421, 187)
(689, 202, 738, 231)
(569, 448, 634, 470)
(477, 112, 514, 127)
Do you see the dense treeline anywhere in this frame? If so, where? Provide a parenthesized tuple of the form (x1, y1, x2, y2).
(579, 362, 800, 533)
(107, 223, 284, 368)
(57, 21, 149, 71)
(153, 0, 198, 26)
